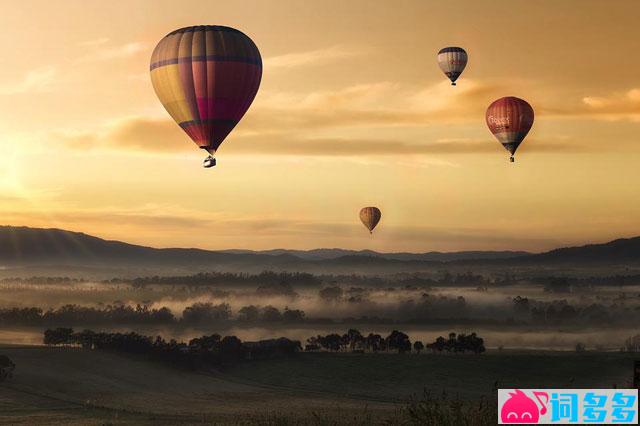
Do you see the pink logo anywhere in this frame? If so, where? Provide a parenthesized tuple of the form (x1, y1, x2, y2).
(501, 389, 548, 423)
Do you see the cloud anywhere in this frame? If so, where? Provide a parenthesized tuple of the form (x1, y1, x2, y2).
(55, 115, 586, 159)
(264, 45, 366, 69)
(55, 79, 505, 154)
(52, 77, 595, 157)
(76, 42, 147, 63)
(242, 79, 509, 132)
(55, 117, 187, 153)
(231, 136, 493, 156)
(0, 66, 57, 95)
(51, 78, 606, 157)
(578, 88, 640, 119)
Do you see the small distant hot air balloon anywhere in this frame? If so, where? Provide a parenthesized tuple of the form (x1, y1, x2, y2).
(359, 207, 381, 234)
(486, 97, 534, 162)
(150, 26, 262, 168)
(437, 47, 467, 86)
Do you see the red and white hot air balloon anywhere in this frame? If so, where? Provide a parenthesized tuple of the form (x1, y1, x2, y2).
(486, 97, 534, 162)
(437, 47, 467, 86)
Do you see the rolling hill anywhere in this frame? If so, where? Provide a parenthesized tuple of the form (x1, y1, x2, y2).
(1, 226, 639, 276)
(221, 247, 529, 262)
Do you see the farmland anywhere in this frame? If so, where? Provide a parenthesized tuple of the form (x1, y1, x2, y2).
(0, 344, 635, 425)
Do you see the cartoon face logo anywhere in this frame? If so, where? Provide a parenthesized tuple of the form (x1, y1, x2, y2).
(501, 390, 548, 423)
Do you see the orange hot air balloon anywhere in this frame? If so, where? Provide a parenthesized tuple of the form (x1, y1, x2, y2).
(359, 207, 381, 234)
(486, 96, 534, 162)
(150, 26, 262, 168)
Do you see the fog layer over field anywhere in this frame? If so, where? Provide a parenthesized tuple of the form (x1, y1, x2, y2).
(1, 272, 639, 350)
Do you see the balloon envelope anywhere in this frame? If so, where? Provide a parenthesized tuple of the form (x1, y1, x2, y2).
(150, 26, 262, 156)
(485, 96, 534, 161)
(359, 207, 381, 234)
(437, 47, 467, 85)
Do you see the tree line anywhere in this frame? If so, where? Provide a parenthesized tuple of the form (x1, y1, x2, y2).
(512, 296, 639, 326)
(43, 328, 301, 368)
(4, 271, 640, 290)
(125, 271, 321, 288)
(305, 329, 485, 354)
(0, 303, 306, 327)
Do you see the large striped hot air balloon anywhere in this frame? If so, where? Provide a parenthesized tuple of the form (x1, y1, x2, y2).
(150, 26, 262, 168)
(486, 97, 534, 162)
(359, 207, 381, 234)
(437, 47, 467, 86)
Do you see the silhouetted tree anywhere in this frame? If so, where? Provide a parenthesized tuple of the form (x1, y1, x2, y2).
(425, 332, 485, 354)
(366, 333, 383, 352)
(237, 305, 260, 322)
(386, 330, 411, 354)
(182, 303, 231, 324)
(43, 327, 74, 346)
(282, 307, 305, 323)
(261, 306, 282, 322)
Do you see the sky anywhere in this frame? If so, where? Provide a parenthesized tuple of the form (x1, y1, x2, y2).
(1, 0, 640, 252)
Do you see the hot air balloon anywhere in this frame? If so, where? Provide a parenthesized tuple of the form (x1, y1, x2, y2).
(359, 207, 381, 234)
(150, 26, 262, 168)
(437, 47, 467, 86)
(486, 97, 534, 162)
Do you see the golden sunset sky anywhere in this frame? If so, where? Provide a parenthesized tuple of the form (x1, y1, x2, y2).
(1, 0, 639, 252)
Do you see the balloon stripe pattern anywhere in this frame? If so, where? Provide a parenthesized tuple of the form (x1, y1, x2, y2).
(150, 26, 262, 154)
(437, 47, 467, 85)
(486, 96, 534, 159)
(359, 207, 382, 234)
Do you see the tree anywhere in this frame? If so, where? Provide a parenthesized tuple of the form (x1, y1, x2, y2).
(43, 327, 74, 346)
(366, 333, 383, 352)
(282, 307, 305, 323)
(261, 306, 282, 322)
(182, 303, 231, 324)
(319, 286, 343, 302)
(425, 332, 485, 354)
(220, 336, 244, 360)
(344, 329, 364, 351)
(76, 329, 96, 349)
(317, 334, 342, 351)
(305, 336, 320, 352)
(413, 341, 424, 354)
(624, 334, 640, 352)
(426, 336, 446, 353)
(0, 355, 15, 382)
(238, 305, 260, 322)
(386, 330, 411, 354)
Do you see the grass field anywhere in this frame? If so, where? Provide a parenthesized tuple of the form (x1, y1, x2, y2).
(223, 350, 636, 401)
(0, 345, 636, 425)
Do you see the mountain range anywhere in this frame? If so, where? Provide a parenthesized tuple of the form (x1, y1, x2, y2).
(1, 226, 639, 276)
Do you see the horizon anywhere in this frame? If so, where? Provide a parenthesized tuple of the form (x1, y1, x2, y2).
(3, 224, 640, 255)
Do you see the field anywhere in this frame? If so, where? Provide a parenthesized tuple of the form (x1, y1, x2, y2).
(0, 345, 636, 425)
